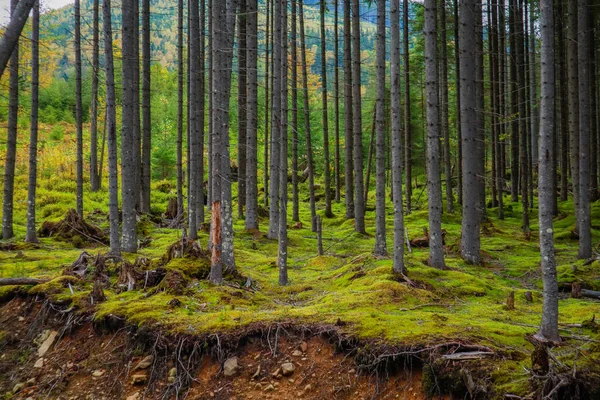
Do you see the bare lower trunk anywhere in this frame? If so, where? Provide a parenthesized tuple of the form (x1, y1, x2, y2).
(245, 0, 259, 230)
(140, 0, 151, 214)
(343, 0, 354, 219)
(90, 0, 100, 192)
(75, 0, 84, 218)
(352, 0, 365, 234)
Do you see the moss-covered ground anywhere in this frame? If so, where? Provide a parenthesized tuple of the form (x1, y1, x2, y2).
(1, 126, 600, 397)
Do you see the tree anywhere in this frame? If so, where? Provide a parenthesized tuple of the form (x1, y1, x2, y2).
(439, 0, 453, 213)
(352, 0, 365, 234)
(425, 0, 446, 269)
(343, 0, 354, 219)
(176, 0, 185, 221)
(121, 0, 138, 253)
(300, 0, 317, 232)
(516, 0, 530, 233)
(460, 0, 483, 265)
(374, 0, 387, 256)
(25, 1, 40, 244)
(568, 0, 579, 224)
(291, 0, 300, 222)
(404, 0, 413, 213)
(0, 0, 36, 79)
(334, 0, 341, 203)
(278, 0, 289, 286)
(90, 0, 100, 192)
(2, 0, 20, 240)
(75, 0, 84, 218)
(557, 0, 569, 201)
(509, 0, 520, 203)
(238, 0, 248, 219)
(264, 0, 271, 208)
(320, 0, 333, 218)
(104, 0, 121, 255)
(453, 0, 462, 206)
(536, 0, 560, 343)
(209, 0, 237, 283)
(577, 0, 592, 259)
(245, 0, 260, 231)
(391, 0, 406, 275)
(140, 0, 152, 214)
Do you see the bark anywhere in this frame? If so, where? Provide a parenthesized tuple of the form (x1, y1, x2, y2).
(460, 0, 482, 265)
(517, 0, 530, 233)
(391, 0, 406, 275)
(509, 0, 519, 203)
(492, 0, 505, 219)
(404, 0, 413, 213)
(133, 0, 141, 214)
(577, 0, 592, 259)
(25, 1, 40, 244)
(2, 0, 19, 240)
(453, 0, 462, 206)
(263, 0, 271, 208)
(75, 0, 84, 218)
(104, 0, 121, 255)
(343, 0, 354, 219)
(198, 0, 206, 227)
(300, 0, 317, 232)
(334, 0, 341, 203)
(140, 0, 151, 214)
(278, 0, 289, 286)
(529, 2, 539, 171)
(352, 0, 365, 233)
(425, 0, 446, 269)
(558, 0, 569, 201)
(536, 0, 560, 343)
(374, 0, 387, 256)
(121, 0, 138, 252)
(291, 0, 299, 222)
(245, 0, 259, 230)
(489, 0, 498, 209)
(0, 0, 35, 79)
(321, 0, 333, 218)
(238, 0, 248, 219)
(568, 0, 579, 225)
(188, 0, 201, 239)
(90, 0, 100, 192)
(176, 0, 184, 221)
(439, 0, 453, 213)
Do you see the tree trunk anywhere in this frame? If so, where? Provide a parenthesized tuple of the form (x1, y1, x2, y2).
(374, 0, 387, 256)
(439, 0, 453, 213)
(352, 0, 365, 234)
(425, 0, 446, 269)
(238, 0, 248, 219)
(140, 0, 151, 214)
(453, 0, 462, 206)
(509, 0, 519, 203)
(334, 0, 341, 203)
(404, 0, 413, 213)
(343, 0, 354, 219)
(391, 0, 406, 275)
(75, 0, 84, 218)
(176, 0, 184, 221)
(300, 0, 317, 233)
(0, 0, 35, 79)
(121, 0, 138, 253)
(25, 1, 40, 244)
(291, 0, 299, 222)
(245, 0, 259, 230)
(460, 0, 482, 265)
(2, 0, 19, 240)
(104, 0, 121, 255)
(536, 0, 560, 343)
(188, 0, 201, 239)
(568, 0, 579, 227)
(558, 0, 569, 201)
(278, 0, 289, 286)
(517, 0, 530, 233)
(90, 0, 100, 192)
(320, 0, 333, 218)
(577, 0, 592, 259)
(263, 0, 271, 208)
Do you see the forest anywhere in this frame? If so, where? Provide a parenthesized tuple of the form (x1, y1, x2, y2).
(0, 0, 599, 398)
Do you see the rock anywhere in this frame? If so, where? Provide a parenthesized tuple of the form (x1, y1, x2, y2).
(300, 342, 308, 352)
(134, 355, 153, 370)
(13, 383, 25, 394)
(271, 368, 281, 378)
(348, 368, 356, 374)
(254, 383, 262, 390)
(303, 384, 313, 392)
(92, 369, 105, 377)
(251, 365, 261, 380)
(126, 392, 140, 400)
(34, 358, 44, 368)
(288, 379, 295, 383)
(223, 357, 239, 377)
(264, 384, 275, 392)
(168, 367, 177, 383)
(18, 316, 25, 322)
(281, 362, 295, 376)
(292, 350, 302, 357)
(37, 330, 58, 357)
(131, 373, 148, 385)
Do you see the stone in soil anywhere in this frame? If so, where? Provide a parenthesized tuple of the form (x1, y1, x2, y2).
(131, 373, 148, 385)
(281, 362, 295, 376)
(133, 355, 153, 370)
(223, 356, 239, 377)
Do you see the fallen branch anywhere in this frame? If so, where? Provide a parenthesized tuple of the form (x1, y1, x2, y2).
(0, 277, 48, 286)
(441, 351, 494, 361)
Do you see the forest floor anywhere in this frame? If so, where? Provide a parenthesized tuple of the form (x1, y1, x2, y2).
(1, 126, 600, 399)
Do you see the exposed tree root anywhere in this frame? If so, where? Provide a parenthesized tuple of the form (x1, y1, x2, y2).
(38, 209, 108, 247)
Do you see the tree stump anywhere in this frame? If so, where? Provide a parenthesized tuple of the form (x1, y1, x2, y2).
(506, 291, 515, 310)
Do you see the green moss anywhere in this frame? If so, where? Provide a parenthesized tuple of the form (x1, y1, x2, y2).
(28, 275, 80, 296)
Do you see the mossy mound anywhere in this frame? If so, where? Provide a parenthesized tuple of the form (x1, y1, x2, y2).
(38, 209, 107, 247)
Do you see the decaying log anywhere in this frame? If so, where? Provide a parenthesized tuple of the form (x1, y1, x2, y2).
(0, 277, 48, 286)
(441, 351, 494, 361)
(571, 283, 600, 299)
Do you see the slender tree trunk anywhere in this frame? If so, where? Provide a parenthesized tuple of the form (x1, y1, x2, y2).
(439, 0, 453, 213)
(404, 0, 413, 213)
(391, 0, 406, 275)
(558, 0, 569, 201)
(577, 0, 592, 259)
(536, 0, 560, 343)
(352, 0, 365, 233)
(140, 0, 151, 214)
(291, 0, 300, 222)
(75, 0, 84, 217)
(425, 0, 446, 269)
(529, 2, 539, 172)
(374, 0, 387, 256)
(0, 0, 35, 79)
(321, 0, 333, 218)
(454, 0, 462, 206)
(343, 0, 354, 219)
(460, 0, 482, 265)
(90, 0, 100, 192)
(516, 0, 530, 233)
(25, 1, 40, 244)
(568, 0, 579, 224)
(176, 0, 184, 221)
(509, 0, 519, 202)
(238, 0, 248, 219)
(489, 0, 498, 209)
(264, 0, 271, 208)
(188, 0, 201, 239)
(492, 0, 505, 219)
(246, 0, 259, 230)
(590, 32, 598, 200)
(121, 0, 138, 252)
(104, 0, 121, 255)
(334, 0, 341, 203)
(2, 0, 19, 240)
(278, 0, 289, 286)
(499, 0, 507, 207)
(199, 0, 206, 227)
(300, 0, 317, 233)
